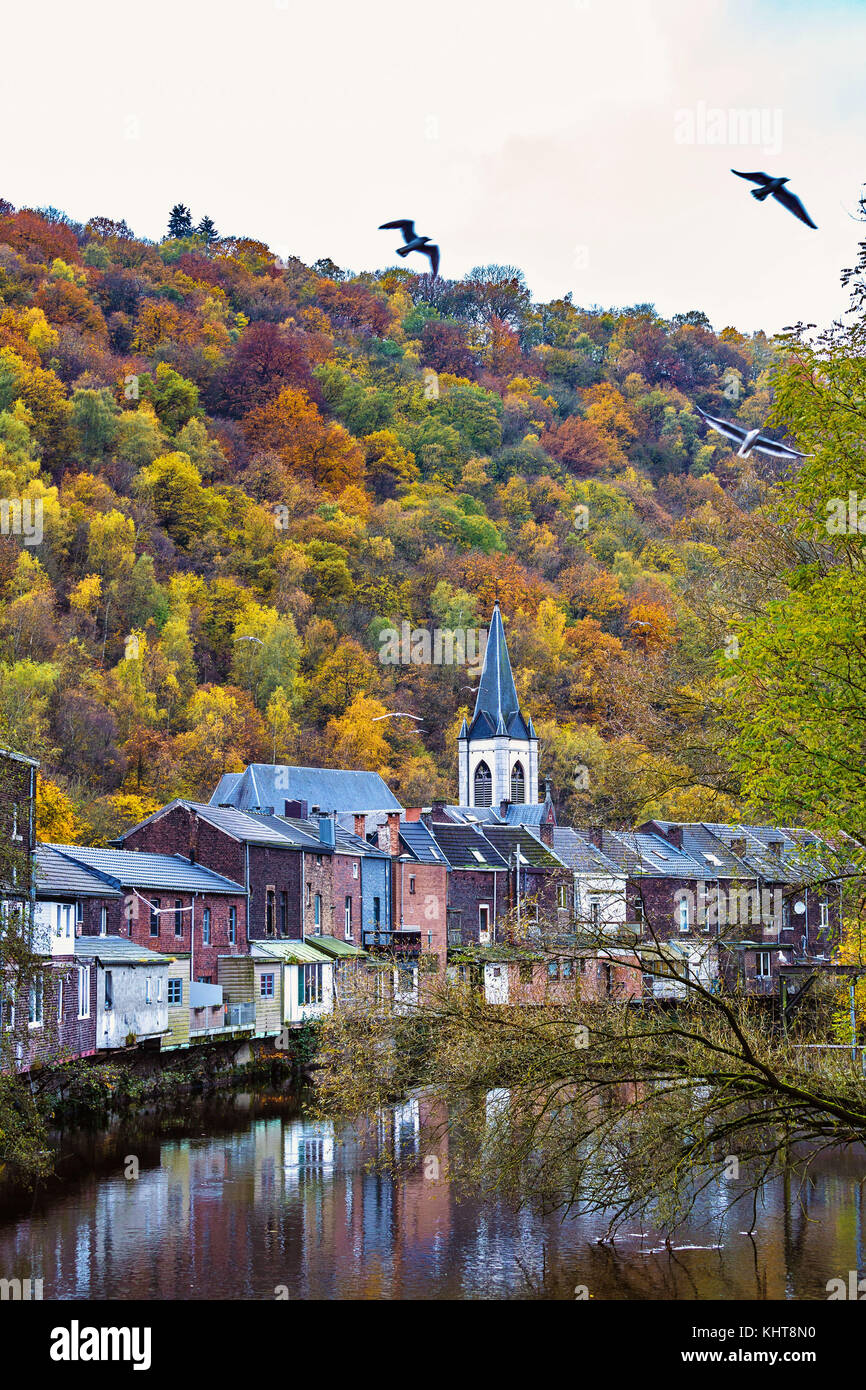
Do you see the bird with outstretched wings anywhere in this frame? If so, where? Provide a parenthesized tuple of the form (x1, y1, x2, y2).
(378, 219, 440, 277)
(731, 170, 818, 229)
(696, 405, 810, 460)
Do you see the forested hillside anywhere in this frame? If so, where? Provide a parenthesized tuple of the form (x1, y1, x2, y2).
(0, 200, 792, 843)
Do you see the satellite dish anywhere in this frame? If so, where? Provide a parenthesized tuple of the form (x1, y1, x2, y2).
(794, 900, 806, 915)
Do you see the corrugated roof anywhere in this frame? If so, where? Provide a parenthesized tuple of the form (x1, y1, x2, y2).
(36, 845, 124, 898)
(209, 764, 403, 814)
(308, 934, 369, 959)
(251, 940, 334, 965)
(47, 845, 244, 893)
(74, 935, 170, 966)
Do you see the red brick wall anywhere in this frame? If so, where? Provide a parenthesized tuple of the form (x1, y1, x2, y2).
(333, 852, 363, 944)
(392, 860, 449, 956)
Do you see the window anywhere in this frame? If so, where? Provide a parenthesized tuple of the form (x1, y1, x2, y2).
(479, 904, 490, 942)
(373, 897, 381, 927)
(202, 907, 211, 945)
(557, 884, 569, 910)
(302, 963, 324, 1006)
(547, 961, 559, 980)
(28, 975, 43, 1027)
(677, 897, 690, 933)
(167, 978, 183, 1006)
(510, 761, 525, 804)
(99, 905, 107, 937)
(174, 901, 183, 937)
(260, 972, 275, 999)
(228, 906, 237, 944)
(819, 899, 829, 930)
(314, 893, 322, 929)
(352, 862, 358, 879)
(76, 899, 83, 926)
(157, 978, 164, 1004)
(756, 951, 772, 979)
(474, 761, 492, 807)
(280, 891, 288, 937)
(409, 875, 416, 896)
(11, 803, 22, 841)
(344, 895, 353, 940)
(145, 977, 153, 1005)
(266, 888, 276, 937)
(562, 960, 574, 980)
(519, 962, 533, 984)
(316, 855, 323, 867)
(150, 897, 160, 937)
(590, 900, 601, 929)
(104, 970, 113, 1011)
(77, 966, 90, 1019)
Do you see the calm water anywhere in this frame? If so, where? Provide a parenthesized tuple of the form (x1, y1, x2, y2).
(1, 1092, 864, 1300)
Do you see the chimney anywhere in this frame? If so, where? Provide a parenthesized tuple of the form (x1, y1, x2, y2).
(318, 814, 336, 850)
(539, 820, 554, 848)
(385, 811, 401, 857)
(353, 813, 366, 840)
(284, 799, 308, 819)
(189, 809, 199, 864)
(499, 798, 510, 819)
(431, 799, 447, 822)
(586, 826, 603, 850)
(404, 807, 422, 822)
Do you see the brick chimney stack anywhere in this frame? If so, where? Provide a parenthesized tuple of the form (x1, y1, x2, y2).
(353, 813, 366, 841)
(386, 811, 401, 857)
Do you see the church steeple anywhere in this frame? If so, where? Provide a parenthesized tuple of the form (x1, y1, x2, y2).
(457, 603, 539, 809)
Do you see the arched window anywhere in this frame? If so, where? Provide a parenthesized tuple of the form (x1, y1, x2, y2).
(510, 761, 525, 804)
(474, 761, 492, 807)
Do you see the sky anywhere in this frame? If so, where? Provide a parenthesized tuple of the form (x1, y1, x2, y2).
(2, 0, 864, 334)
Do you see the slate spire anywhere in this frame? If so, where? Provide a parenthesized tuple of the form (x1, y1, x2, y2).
(472, 601, 520, 730)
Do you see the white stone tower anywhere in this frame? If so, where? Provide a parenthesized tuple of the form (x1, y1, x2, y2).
(457, 602, 538, 809)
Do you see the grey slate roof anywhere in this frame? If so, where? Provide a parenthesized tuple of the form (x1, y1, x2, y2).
(481, 825, 568, 869)
(398, 820, 450, 865)
(209, 763, 402, 814)
(553, 828, 624, 877)
(36, 845, 124, 899)
(74, 935, 170, 966)
(592, 829, 708, 878)
(428, 824, 509, 871)
(46, 845, 244, 893)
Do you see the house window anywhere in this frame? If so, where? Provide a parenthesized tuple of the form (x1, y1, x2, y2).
(266, 889, 276, 937)
(819, 899, 829, 931)
(57, 976, 64, 1022)
(167, 978, 183, 1006)
(547, 962, 559, 980)
(99, 905, 107, 937)
(316, 855, 323, 867)
(28, 975, 44, 1027)
(352, 862, 358, 879)
(756, 951, 772, 979)
(677, 897, 690, 933)
(557, 884, 568, 910)
(174, 901, 183, 937)
(409, 876, 416, 896)
(345, 895, 353, 940)
(228, 906, 237, 944)
(145, 977, 153, 1004)
(634, 897, 645, 927)
(562, 960, 574, 980)
(280, 891, 288, 936)
(474, 761, 493, 807)
(77, 966, 90, 1019)
(306, 883, 311, 907)
(104, 970, 113, 1011)
(11, 804, 22, 841)
(157, 978, 164, 1003)
(314, 893, 322, 929)
(76, 899, 83, 926)
(202, 907, 211, 945)
(260, 973, 275, 999)
(510, 761, 525, 804)
(479, 904, 490, 942)
(150, 897, 160, 937)
(589, 900, 601, 929)
(302, 963, 324, 1006)
(373, 897, 381, 927)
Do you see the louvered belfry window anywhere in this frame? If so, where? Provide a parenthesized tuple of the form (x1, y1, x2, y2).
(474, 761, 493, 807)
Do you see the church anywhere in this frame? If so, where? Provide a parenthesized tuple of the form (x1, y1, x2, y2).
(457, 601, 541, 814)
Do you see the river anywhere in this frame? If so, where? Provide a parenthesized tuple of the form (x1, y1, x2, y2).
(0, 1091, 863, 1300)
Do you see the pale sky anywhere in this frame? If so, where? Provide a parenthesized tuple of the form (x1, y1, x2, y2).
(3, 0, 864, 334)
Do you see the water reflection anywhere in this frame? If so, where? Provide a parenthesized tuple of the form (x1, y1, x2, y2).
(0, 1092, 863, 1300)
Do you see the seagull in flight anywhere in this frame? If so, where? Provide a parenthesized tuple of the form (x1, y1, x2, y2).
(696, 405, 810, 461)
(730, 171, 817, 229)
(378, 220, 440, 277)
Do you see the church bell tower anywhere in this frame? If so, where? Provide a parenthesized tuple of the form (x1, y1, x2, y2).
(457, 602, 538, 809)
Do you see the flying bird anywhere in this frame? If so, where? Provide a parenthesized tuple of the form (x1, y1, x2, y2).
(730, 170, 817, 229)
(696, 405, 810, 461)
(378, 220, 440, 277)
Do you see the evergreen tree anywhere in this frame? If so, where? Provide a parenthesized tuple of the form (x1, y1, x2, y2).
(197, 214, 218, 246)
(167, 203, 193, 238)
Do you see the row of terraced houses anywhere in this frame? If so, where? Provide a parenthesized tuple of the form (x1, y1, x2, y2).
(0, 603, 845, 1076)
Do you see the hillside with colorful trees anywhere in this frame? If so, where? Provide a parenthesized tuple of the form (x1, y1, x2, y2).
(0, 199, 791, 843)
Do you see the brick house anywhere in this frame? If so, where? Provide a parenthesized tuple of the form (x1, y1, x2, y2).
(426, 821, 510, 947)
